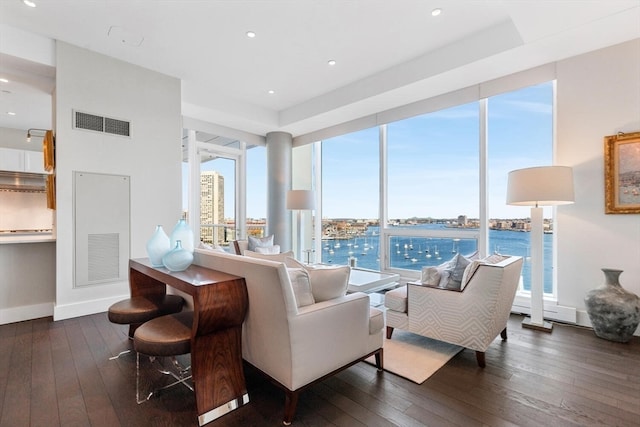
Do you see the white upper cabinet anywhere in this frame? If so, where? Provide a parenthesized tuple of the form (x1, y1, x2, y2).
(24, 150, 46, 174)
(0, 148, 47, 174)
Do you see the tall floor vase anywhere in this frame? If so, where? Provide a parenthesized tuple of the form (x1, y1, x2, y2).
(584, 268, 640, 343)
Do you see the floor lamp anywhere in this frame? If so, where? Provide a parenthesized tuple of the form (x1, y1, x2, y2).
(507, 166, 574, 332)
(287, 190, 315, 261)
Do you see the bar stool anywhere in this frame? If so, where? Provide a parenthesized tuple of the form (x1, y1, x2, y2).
(107, 294, 184, 360)
(108, 294, 185, 338)
(133, 310, 194, 403)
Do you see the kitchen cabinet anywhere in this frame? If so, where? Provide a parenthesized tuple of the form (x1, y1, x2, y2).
(0, 148, 47, 174)
(24, 150, 46, 174)
(0, 148, 24, 172)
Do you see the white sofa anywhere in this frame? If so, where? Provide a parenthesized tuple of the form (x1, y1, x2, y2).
(385, 255, 523, 367)
(192, 249, 384, 425)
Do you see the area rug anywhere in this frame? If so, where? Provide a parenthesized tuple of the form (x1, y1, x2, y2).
(366, 330, 463, 384)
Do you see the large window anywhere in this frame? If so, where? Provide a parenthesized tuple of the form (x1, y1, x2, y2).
(246, 145, 267, 238)
(320, 127, 379, 267)
(318, 81, 555, 295)
(488, 82, 554, 294)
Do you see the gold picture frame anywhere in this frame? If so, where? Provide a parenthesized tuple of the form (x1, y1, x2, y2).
(604, 131, 640, 214)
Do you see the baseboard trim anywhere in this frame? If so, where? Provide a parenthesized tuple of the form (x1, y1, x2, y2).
(53, 294, 129, 321)
(511, 295, 577, 324)
(0, 302, 54, 325)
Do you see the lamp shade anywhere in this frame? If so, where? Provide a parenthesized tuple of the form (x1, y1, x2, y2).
(507, 166, 575, 207)
(287, 190, 315, 210)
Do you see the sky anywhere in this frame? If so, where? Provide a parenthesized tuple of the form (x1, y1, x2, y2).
(185, 82, 554, 220)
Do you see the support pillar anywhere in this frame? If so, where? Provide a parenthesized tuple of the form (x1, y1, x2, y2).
(266, 131, 292, 252)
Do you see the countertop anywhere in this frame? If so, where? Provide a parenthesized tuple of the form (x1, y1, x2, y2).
(0, 234, 56, 244)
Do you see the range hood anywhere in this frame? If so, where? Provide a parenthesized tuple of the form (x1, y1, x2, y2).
(0, 171, 46, 191)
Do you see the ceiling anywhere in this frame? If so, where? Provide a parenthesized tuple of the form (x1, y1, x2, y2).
(0, 0, 639, 138)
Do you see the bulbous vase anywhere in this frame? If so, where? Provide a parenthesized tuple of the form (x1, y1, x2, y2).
(162, 240, 193, 272)
(584, 268, 640, 343)
(170, 219, 194, 254)
(146, 225, 171, 267)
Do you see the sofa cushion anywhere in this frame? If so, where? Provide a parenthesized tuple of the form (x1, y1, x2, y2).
(248, 235, 274, 251)
(243, 250, 295, 262)
(287, 268, 315, 307)
(384, 286, 407, 313)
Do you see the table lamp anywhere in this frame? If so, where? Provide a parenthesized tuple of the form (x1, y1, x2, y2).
(287, 190, 315, 260)
(507, 166, 574, 332)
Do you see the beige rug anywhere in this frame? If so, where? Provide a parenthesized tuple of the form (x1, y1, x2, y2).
(366, 330, 463, 384)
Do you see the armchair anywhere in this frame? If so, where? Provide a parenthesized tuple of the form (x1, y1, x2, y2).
(385, 255, 523, 367)
(193, 248, 383, 425)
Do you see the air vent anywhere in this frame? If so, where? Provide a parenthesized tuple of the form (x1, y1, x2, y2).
(73, 110, 131, 137)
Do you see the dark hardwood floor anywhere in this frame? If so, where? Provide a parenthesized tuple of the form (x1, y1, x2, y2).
(1, 312, 639, 427)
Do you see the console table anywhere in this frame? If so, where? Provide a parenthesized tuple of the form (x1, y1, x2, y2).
(129, 258, 249, 426)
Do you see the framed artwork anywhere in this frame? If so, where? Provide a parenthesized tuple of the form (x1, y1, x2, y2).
(604, 131, 640, 214)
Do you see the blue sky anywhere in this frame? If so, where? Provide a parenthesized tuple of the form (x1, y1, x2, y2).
(186, 82, 554, 220)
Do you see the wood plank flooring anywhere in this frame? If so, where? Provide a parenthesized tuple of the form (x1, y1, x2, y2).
(1, 313, 639, 427)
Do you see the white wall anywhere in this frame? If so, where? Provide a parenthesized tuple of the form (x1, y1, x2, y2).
(54, 42, 182, 319)
(556, 39, 640, 331)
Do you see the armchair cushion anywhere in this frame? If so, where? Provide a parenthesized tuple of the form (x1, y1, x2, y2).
(284, 259, 351, 302)
(287, 268, 315, 307)
(298, 264, 350, 302)
(248, 234, 274, 251)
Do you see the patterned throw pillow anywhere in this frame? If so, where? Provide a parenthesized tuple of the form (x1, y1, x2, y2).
(441, 253, 473, 290)
(248, 235, 274, 251)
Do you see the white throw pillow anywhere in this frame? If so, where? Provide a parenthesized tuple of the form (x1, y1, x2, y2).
(254, 244, 281, 255)
(243, 250, 295, 262)
(420, 266, 442, 286)
(248, 235, 274, 251)
(287, 268, 315, 307)
(460, 260, 486, 290)
(303, 265, 351, 302)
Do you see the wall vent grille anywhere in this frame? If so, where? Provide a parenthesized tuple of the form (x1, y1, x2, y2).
(74, 110, 131, 137)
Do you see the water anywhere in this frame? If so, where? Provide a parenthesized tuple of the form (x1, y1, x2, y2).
(318, 224, 552, 293)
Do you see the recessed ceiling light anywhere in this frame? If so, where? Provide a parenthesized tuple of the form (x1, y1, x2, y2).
(431, 8, 442, 17)
(246, 31, 256, 38)
(0, 78, 8, 83)
(328, 60, 336, 66)
(7, 112, 16, 116)
(268, 90, 275, 95)
(22, 0, 37, 7)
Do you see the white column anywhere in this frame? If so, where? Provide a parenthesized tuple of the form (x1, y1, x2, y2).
(266, 131, 292, 251)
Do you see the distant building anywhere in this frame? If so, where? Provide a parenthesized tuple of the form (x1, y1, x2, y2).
(200, 171, 224, 244)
